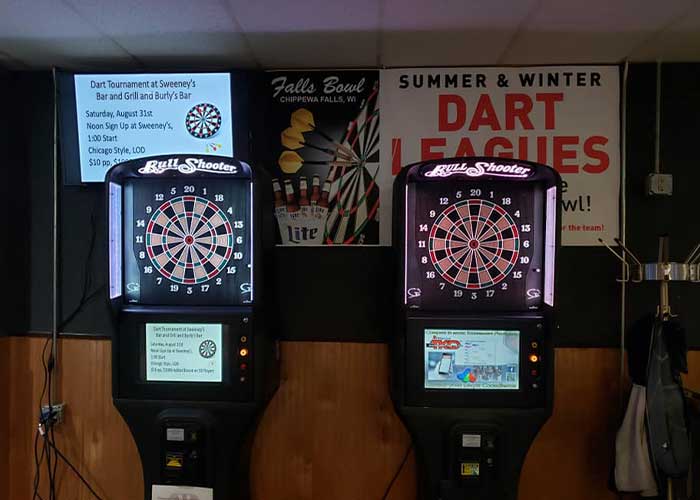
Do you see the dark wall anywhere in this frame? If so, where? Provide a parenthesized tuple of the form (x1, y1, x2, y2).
(6, 65, 700, 347)
(626, 64, 700, 335)
(0, 73, 31, 336)
(0, 74, 8, 337)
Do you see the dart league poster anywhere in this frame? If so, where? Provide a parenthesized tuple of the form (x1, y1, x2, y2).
(379, 66, 620, 246)
(263, 70, 381, 246)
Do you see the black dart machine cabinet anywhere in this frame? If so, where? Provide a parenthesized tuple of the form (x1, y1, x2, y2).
(106, 154, 278, 500)
(392, 156, 561, 500)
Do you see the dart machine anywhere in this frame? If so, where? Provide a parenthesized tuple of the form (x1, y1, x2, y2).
(392, 156, 560, 500)
(107, 154, 277, 500)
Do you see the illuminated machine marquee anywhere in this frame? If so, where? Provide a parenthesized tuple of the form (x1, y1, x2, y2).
(422, 161, 534, 179)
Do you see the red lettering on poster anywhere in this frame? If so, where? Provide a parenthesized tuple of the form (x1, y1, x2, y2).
(469, 95, 501, 131)
(421, 138, 446, 160)
(438, 95, 466, 131)
(552, 136, 579, 173)
(505, 94, 534, 130)
(484, 137, 513, 158)
(536, 93, 564, 130)
(582, 136, 610, 173)
(454, 137, 476, 157)
(391, 138, 402, 175)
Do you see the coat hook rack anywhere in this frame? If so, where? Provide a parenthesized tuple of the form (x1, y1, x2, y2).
(603, 234, 699, 500)
(599, 235, 700, 300)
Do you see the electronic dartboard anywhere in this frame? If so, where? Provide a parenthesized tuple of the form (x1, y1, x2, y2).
(391, 156, 560, 500)
(123, 177, 251, 305)
(405, 171, 547, 311)
(106, 154, 278, 500)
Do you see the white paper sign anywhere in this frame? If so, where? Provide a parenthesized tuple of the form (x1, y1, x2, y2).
(380, 66, 620, 246)
(146, 323, 222, 383)
(152, 484, 214, 500)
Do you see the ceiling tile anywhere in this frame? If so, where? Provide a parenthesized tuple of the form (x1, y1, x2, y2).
(229, 0, 381, 32)
(2, 0, 700, 70)
(62, 0, 255, 65)
(630, 2, 700, 61)
(229, 0, 381, 67)
(383, 0, 537, 30)
(501, 0, 696, 64)
(0, 0, 130, 68)
(244, 32, 378, 68)
(381, 0, 538, 66)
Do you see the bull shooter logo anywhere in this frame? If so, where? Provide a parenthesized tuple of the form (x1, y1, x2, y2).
(423, 161, 532, 179)
(138, 157, 239, 175)
(427, 336, 462, 350)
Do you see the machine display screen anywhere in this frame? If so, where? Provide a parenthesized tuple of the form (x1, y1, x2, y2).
(123, 178, 252, 305)
(424, 329, 520, 390)
(145, 323, 223, 383)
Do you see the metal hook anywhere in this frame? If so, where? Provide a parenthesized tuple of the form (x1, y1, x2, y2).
(613, 238, 644, 268)
(685, 242, 700, 265)
(598, 238, 632, 282)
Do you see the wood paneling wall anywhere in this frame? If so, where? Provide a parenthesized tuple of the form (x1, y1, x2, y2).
(4, 336, 700, 500)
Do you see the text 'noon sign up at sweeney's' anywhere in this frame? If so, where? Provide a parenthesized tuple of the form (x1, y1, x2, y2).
(74, 73, 233, 182)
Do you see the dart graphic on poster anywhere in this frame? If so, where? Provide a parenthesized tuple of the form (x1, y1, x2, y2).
(264, 71, 380, 245)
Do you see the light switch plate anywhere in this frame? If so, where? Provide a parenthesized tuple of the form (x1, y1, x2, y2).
(645, 173, 673, 196)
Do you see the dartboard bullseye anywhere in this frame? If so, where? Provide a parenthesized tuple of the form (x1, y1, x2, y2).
(186, 103, 222, 139)
(429, 199, 520, 290)
(145, 195, 233, 285)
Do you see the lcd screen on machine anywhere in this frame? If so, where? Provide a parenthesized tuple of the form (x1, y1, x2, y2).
(146, 323, 223, 382)
(424, 329, 520, 390)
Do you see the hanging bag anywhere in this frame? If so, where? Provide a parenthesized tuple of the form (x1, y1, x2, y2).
(646, 319, 691, 478)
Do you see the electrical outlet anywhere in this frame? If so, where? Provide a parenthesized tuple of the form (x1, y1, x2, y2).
(40, 403, 66, 426)
(646, 173, 673, 196)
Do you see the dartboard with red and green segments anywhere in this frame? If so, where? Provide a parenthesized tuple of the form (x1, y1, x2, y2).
(428, 199, 520, 289)
(145, 195, 233, 284)
(405, 181, 545, 311)
(124, 179, 252, 306)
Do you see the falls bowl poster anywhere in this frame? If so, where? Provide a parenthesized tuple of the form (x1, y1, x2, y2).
(379, 66, 620, 246)
(264, 71, 381, 246)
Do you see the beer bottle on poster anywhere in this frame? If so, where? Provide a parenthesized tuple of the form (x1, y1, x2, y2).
(299, 176, 310, 207)
(284, 179, 299, 213)
(319, 180, 331, 208)
(310, 175, 321, 205)
(272, 179, 285, 208)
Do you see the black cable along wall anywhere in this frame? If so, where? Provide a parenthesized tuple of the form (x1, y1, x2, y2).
(3, 64, 699, 347)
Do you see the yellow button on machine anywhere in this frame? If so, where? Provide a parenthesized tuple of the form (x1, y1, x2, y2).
(461, 462, 480, 477)
(166, 455, 183, 469)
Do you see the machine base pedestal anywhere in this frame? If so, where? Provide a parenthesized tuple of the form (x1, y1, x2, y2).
(116, 399, 259, 500)
(398, 407, 547, 500)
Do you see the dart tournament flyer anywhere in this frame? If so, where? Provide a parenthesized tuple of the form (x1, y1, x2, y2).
(380, 66, 620, 246)
(74, 73, 233, 182)
(264, 71, 380, 246)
